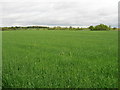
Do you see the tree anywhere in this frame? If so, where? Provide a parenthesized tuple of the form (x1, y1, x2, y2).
(69, 26, 73, 30)
(113, 27, 117, 30)
(94, 24, 109, 30)
(89, 26, 94, 30)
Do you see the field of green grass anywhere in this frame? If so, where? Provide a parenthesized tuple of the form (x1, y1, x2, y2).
(2, 30, 118, 88)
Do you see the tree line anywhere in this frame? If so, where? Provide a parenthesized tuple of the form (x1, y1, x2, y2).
(1, 24, 118, 31)
(88, 24, 117, 31)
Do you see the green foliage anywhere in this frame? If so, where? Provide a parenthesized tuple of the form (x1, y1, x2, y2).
(2, 26, 49, 31)
(94, 24, 110, 31)
(89, 26, 94, 30)
(2, 26, 88, 31)
(3, 30, 118, 88)
(2, 24, 117, 31)
(2, 24, 118, 31)
(113, 27, 117, 30)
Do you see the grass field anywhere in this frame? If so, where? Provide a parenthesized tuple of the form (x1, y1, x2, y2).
(2, 30, 118, 88)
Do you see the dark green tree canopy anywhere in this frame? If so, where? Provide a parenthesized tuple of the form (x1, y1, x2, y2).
(89, 26, 94, 30)
(94, 24, 109, 30)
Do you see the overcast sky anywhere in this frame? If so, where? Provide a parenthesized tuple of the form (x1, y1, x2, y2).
(0, 0, 119, 27)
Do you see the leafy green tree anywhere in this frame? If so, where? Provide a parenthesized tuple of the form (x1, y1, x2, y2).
(94, 24, 109, 30)
(89, 26, 94, 30)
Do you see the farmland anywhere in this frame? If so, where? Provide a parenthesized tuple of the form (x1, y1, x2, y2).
(2, 30, 118, 88)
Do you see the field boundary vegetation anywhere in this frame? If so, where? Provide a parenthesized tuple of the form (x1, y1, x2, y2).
(1, 24, 119, 31)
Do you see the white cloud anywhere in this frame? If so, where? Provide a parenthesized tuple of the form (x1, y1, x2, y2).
(0, 0, 119, 27)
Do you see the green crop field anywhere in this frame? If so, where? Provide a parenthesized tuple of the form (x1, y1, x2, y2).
(2, 30, 118, 88)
